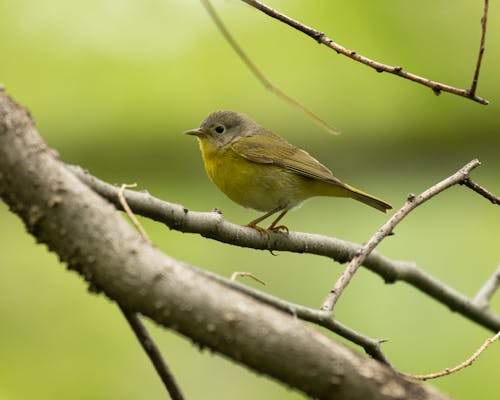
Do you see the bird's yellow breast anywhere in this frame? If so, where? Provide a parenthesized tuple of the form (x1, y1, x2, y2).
(197, 138, 310, 212)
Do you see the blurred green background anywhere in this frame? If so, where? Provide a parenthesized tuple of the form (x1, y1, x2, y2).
(1, 1, 499, 399)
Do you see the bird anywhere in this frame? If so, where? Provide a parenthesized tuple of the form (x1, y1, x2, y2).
(185, 110, 391, 234)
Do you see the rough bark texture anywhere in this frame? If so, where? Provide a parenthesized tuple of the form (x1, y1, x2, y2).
(0, 90, 450, 400)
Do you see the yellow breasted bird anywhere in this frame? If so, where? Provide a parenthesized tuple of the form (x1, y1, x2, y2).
(185, 110, 391, 233)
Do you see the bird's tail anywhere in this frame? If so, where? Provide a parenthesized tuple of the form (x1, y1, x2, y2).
(343, 184, 392, 213)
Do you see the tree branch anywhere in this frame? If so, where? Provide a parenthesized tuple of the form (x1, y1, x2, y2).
(240, 0, 489, 105)
(321, 160, 482, 312)
(461, 178, 500, 205)
(117, 185, 184, 397)
(119, 305, 185, 400)
(473, 264, 500, 310)
(70, 165, 500, 334)
(195, 266, 390, 364)
(469, 0, 489, 97)
(0, 89, 452, 400)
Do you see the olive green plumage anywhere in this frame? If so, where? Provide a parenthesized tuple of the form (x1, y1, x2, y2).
(185, 110, 391, 232)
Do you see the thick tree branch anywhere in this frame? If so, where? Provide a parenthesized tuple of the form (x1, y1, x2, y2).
(70, 166, 500, 334)
(195, 266, 390, 364)
(240, 0, 489, 105)
(0, 90, 451, 399)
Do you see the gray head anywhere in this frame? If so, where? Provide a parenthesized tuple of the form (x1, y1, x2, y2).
(184, 110, 259, 148)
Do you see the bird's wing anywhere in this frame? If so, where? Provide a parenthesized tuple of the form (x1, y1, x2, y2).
(231, 131, 344, 185)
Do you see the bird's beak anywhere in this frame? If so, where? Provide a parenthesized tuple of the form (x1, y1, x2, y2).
(184, 128, 206, 137)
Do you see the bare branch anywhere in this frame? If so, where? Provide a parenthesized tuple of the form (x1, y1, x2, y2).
(70, 164, 500, 334)
(201, 0, 339, 135)
(199, 267, 390, 364)
(240, 0, 489, 105)
(462, 178, 500, 205)
(321, 160, 482, 312)
(473, 264, 500, 309)
(469, 0, 490, 96)
(0, 89, 451, 400)
(403, 331, 500, 381)
(119, 305, 185, 400)
(117, 186, 183, 397)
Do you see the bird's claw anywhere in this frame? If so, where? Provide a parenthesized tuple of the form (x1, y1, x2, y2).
(268, 225, 289, 234)
(246, 223, 270, 238)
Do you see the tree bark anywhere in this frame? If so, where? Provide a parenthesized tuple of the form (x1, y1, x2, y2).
(0, 89, 449, 400)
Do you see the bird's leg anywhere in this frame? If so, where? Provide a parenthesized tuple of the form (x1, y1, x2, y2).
(246, 206, 285, 236)
(267, 210, 289, 233)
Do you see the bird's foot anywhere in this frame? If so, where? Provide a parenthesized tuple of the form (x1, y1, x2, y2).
(267, 224, 289, 234)
(246, 223, 270, 238)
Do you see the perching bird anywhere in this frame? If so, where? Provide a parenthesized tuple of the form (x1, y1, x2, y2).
(185, 110, 391, 233)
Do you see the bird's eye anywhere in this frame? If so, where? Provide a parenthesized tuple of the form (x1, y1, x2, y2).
(215, 125, 225, 134)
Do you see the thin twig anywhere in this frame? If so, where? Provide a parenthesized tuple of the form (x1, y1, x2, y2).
(230, 271, 267, 285)
(200, 0, 340, 135)
(469, 0, 489, 96)
(321, 159, 482, 312)
(119, 305, 185, 400)
(473, 264, 500, 309)
(403, 331, 500, 381)
(461, 178, 500, 205)
(70, 164, 500, 334)
(241, 0, 489, 105)
(118, 183, 151, 244)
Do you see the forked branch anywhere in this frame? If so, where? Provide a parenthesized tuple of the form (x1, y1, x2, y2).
(2, 89, 449, 400)
(240, 0, 489, 105)
(321, 160, 485, 312)
(70, 164, 500, 334)
(473, 264, 500, 309)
